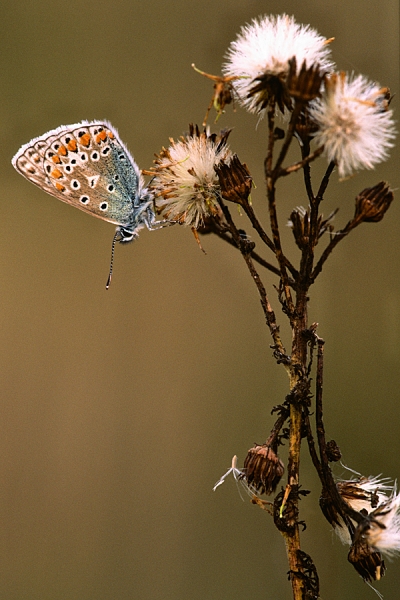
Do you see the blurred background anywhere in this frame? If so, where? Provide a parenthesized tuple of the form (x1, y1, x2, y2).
(0, 1, 398, 599)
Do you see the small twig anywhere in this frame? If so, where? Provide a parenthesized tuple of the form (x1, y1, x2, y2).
(241, 201, 298, 279)
(266, 179, 296, 318)
(315, 161, 336, 203)
(279, 146, 324, 177)
(272, 102, 303, 179)
(313, 335, 367, 532)
(217, 197, 289, 368)
(311, 218, 359, 283)
(203, 225, 295, 283)
(301, 141, 315, 204)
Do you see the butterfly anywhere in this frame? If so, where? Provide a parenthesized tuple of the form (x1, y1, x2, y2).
(12, 120, 161, 287)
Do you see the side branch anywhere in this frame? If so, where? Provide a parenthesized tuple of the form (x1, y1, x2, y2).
(218, 197, 290, 367)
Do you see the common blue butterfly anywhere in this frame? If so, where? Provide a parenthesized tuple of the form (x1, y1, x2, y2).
(12, 121, 160, 287)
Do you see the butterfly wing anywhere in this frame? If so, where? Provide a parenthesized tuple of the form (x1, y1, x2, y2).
(12, 121, 146, 228)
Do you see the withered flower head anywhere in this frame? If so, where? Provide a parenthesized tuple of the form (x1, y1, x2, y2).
(223, 14, 333, 115)
(242, 443, 284, 495)
(321, 470, 399, 582)
(327, 470, 396, 547)
(354, 181, 394, 223)
(325, 439, 342, 462)
(192, 64, 238, 125)
(149, 125, 232, 229)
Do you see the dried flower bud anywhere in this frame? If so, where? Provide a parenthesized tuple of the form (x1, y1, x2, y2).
(273, 486, 304, 532)
(326, 439, 341, 462)
(287, 206, 336, 249)
(242, 443, 284, 495)
(214, 154, 253, 204)
(348, 537, 386, 582)
(354, 181, 394, 223)
(288, 206, 309, 249)
(296, 550, 320, 598)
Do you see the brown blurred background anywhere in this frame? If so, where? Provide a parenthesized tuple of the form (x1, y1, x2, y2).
(0, 1, 399, 599)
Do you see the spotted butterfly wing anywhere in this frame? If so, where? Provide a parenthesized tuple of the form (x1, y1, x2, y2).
(12, 121, 154, 238)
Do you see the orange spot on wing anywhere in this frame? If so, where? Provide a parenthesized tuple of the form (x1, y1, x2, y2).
(79, 133, 91, 147)
(55, 182, 66, 192)
(107, 130, 114, 139)
(67, 139, 77, 152)
(96, 131, 107, 144)
(57, 145, 67, 156)
(51, 168, 63, 179)
(52, 155, 62, 164)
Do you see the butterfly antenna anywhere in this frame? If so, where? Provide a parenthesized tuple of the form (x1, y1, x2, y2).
(106, 231, 119, 289)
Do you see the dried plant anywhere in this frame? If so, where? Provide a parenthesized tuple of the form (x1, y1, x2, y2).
(146, 13, 397, 600)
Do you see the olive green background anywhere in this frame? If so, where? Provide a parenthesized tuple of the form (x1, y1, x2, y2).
(0, 1, 399, 599)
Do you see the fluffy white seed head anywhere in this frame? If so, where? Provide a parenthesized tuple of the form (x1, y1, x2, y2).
(367, 489, 400, 557)
(152, 129, 232, 229)
(309, 72, 396, 178)
(223, 14, 334, 115)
